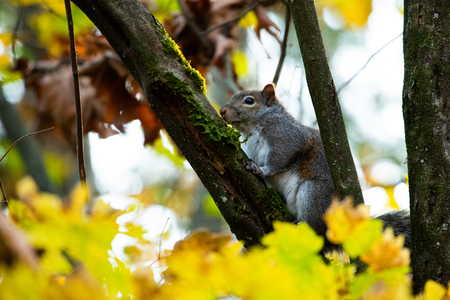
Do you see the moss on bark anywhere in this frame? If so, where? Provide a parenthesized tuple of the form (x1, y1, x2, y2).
(71, 0, 292, 249)
(403, 0, 450, 293)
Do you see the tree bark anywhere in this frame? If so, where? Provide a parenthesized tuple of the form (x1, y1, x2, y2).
(403, 0, 450, 293)
(70, 0, 293, 248)
(287, 0, 363, 205)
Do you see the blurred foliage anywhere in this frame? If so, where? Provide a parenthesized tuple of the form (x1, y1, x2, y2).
(318, 0, 372, 27)
(0, 0, 417, 298)
(0, 179, 448, 299)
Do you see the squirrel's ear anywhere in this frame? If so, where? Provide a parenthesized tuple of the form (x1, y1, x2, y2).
(262, 83, 277, 106)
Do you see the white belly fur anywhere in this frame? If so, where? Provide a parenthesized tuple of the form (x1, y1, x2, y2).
(242, 129, 308, 221)
(266, 169, 309, 221)
(242, 128, 270, 167)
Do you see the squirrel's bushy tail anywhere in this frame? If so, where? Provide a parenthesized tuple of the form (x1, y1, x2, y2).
(376, 210, 411, 249)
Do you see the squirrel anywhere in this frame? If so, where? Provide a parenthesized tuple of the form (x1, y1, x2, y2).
(220, 83, 411, 252)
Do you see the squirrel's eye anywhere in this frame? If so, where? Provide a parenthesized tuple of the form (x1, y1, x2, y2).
(244, 97, 255, 105)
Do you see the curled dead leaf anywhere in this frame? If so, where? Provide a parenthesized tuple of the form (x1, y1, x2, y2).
(15, 33, 163, 149)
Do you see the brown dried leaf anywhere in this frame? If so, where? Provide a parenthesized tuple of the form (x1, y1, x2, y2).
(164, 0, 280, 78)
(254, 5, 281, 42)
(16, 33, 162, 149)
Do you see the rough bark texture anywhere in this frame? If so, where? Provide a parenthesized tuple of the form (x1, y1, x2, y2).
(70, 0, 293, 248)
(287, 0, 363, 205)
(403, 0, 450, 293)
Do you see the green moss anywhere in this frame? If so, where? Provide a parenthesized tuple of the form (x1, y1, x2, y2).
(162, 72, 241, 150)
(257, 187, 292, 223)
(159, 26, 207, 95)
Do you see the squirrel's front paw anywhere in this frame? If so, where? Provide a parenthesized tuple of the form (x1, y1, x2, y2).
(244, 159, 264, 176)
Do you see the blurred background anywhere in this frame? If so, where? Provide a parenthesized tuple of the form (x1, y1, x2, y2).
(0, 0, 407, 263)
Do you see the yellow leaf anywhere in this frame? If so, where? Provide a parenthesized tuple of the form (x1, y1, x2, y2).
(232, 50, 248, 77)
(362, 280, 412, 300)
(385, 186, 399, 209)
(421, 280, 446, 300)
(320, 0, 372, 27)
(0, 32, 12, 46)
(16, 176, 39, 202)
(70, 183, 89, 214)
(31, 193, 63, 221)
(343, 219, 383, 258)
(324, 198, 369, 242)
(91, 199, 115, 219)
(360, 228, 410, 272)
(239, 11, 258, 28)
(263, 221, 324, 256)
(124, 223, 147, 239)
(324, 198, 383, 257)
(41, 249, 72, 273)
(173, 231, 232, 254)
(0, 54, 12, 68)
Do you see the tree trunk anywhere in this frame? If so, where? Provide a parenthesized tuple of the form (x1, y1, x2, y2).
(288, 0, 363, 205)
(0, 84, 55, 194)
(403, 0, 450, 293)
(70, 0, 293, 248)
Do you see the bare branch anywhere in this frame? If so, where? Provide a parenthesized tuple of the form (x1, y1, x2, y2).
(272, 5, 290, 85)
(200, 0, 275, 36)
(0, 127, 54, 163)
(0, 126, 54, 209)
(64, 0, 86, 184)
(337, 32, 402, 94)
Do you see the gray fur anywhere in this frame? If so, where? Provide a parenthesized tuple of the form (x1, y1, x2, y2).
(220, 84, 411, 252)
(376, 210, 411, 249)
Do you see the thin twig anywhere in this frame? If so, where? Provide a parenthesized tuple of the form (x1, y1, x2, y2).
(0, 178, 8, 208)
(158, 217, 170, 260)
(0, 127, 54, 163)
(64, 0, 86, 184)
(337, 32, 403, 94)
(200, 0, 274, 36)
(272, 5, 290, 85)
(65, 262, 85, 279)
(0, 127, 54, 208)
(177, 0, 213, 55)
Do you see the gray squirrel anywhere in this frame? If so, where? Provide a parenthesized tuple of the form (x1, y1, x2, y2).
(220, 83, 411, 252)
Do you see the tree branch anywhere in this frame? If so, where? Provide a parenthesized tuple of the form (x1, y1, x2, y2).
(200, 0, 274, 36)
(70, 0, 293, 248)
(0, 126, 54, 209)
(287, 0, 363, 205)
(272, 5, 290, 85)
(337, 32, 402, 94)
(64, 0, 86, 184)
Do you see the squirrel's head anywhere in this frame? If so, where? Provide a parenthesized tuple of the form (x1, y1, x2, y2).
(220, 83, 280, 133)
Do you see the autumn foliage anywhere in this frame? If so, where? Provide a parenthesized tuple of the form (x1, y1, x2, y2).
(15, 33, 163, 148)
(1, 179, 449, 300)
(0, 0, 444, 299)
